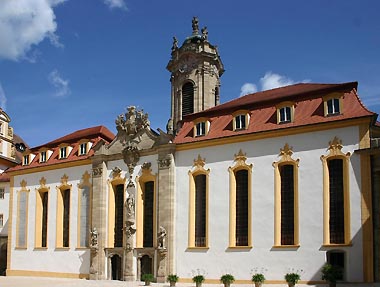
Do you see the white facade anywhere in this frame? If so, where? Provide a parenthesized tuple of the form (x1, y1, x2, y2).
(174, 126, 363, 282)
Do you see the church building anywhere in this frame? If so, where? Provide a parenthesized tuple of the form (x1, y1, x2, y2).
(5, 18, 380, 285)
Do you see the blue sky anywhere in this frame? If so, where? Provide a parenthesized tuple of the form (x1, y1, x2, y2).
(0, 0, 379, 147)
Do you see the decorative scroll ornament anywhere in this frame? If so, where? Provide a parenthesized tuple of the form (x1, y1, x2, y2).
(234, 149, 247, 165)
(92, 166, 102, 177)
(20, 179, 27, 189)
(112, 166, 122, 180)
(193, 154, 206, 168)
(328, 136, 343, 154)
(39, 177, 47, 188)
(90, 227, 98, 250)
(60, 174, 69, 186)
(115, 106, 150, 145)
(122, 144, 140, 174)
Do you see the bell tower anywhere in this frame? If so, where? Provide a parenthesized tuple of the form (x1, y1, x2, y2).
(166, 17, 224, 133)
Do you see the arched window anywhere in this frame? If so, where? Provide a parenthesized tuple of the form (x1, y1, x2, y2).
(188, 155, 209, 248)
(195, 174, 206, 247)
(143, 181, 154, 247)
(321, 137, 351, 245)
(114, 184, 124, 247)
(280, 164, 295, 245)
(56, 175, 71, 248)
(235, 169, 249, 246)
(228, 150, 253, 248)
(215, 86, 219, 106)
(182, 82, 194, 116)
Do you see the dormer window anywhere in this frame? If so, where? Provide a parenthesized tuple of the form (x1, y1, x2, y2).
(23, 155, 29, 165)
(196, 122, 206, 136)
(79, 142, 88, 155)
(233, 111, 250, 131)
(323, 94, 343, 117)
(276, 102, 294, 124)
(279, 107, 291, 123)
(193, 118, 210, 137)
(60, 147, 67, 159)
(327, 98, 340, 115)
(40, 151, 47, 163)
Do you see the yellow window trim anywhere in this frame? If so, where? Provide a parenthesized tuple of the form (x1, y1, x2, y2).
(188, 154, 210, 248)
(320, 136, 351, 245)
(56, 174, 72, 248)
(107, 168, 126, 248)
(136, 165, 157, 248)
(35, 178, 50, 249)
(323, 92, 344, 117)
(276, 101, 295, 124)
(272, 143, 300, 247)
(16, 180, 30, 249)
(232, 110, 250, 131)
(228, 149, 253, 248)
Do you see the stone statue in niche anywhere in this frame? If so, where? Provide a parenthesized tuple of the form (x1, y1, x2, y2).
(157, 226, 167, 249)
(90, 227, 98, 249)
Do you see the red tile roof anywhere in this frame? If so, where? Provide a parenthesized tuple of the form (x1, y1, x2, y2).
(8, 125, 115, 172)
(174, 82, 376, 144)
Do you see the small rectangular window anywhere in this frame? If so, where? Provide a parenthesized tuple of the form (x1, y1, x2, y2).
(40, 151, 46, 163)
(279, 107, 291, 123)
(196, 122, 206, 136)
(327, 98, 340, 115)
(23, 155, 29, 165)
(79, 143, 87, 155)
(235, 114, 246, 130)
(0, 214, 3, 227)
(0, 188, 4, 199)
(60, 147, 67, 159)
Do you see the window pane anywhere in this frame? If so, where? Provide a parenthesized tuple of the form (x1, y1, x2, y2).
(328, 159, 345, 243)
(80, 186, 90, 247)
(195, 174, 206, 247)
(114, 184, 124, 247)
(182, 83, 194, 116)
(143, 181, 154, 247)
(235, 170, 249, 246)
(17, 192, 28, 247)
(280, 164, 294, 245)
(41, 192, 48, 247)
(63, 189, 70, 247)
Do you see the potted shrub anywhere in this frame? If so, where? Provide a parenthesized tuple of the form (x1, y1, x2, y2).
(167, 274, 179, 287)
(251, 273, 265, 287)
(220, 274, 235, 287)
(141, 273, 154, 286)
(321, 263, 342, 287)
(192, 274, 205, 287)
(285, 273, 300, 287)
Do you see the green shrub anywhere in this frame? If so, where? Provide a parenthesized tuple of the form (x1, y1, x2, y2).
(167, 274, 179, 282)
(192, 275, 205, 284)
(141, 273, 154, 283)
(285, 273, 300, 285)
(251, 273, 265, 283)
(321, 263, 342, 283)
(220, 274, 235, 284)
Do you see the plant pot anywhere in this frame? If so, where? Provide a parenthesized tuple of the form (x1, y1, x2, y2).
(223, 283, 231, 287)
(145, 281, 151, 286)
(287, 283, 295, 287)
(329, 282, 336, 287)
(170, 282, 176, 287)
(254, 283, 262, 287)
(196, 282, 202, 287)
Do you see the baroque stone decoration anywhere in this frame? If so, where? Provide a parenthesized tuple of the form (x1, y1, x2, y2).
(90, 227, 99, 250)
(273, 143, 300, 167)
(92, 166, 102, 177)
(158, 157, 171, 169)
(115, 106, 151, 174)
(157, 226, 167, 249)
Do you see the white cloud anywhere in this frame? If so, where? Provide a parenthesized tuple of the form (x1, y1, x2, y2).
(0, 0, 66, 61)
(48, 69, 70, 97)
(104, 0, 128, 10)
(0, 83, 7, 110)
(260, 71, 295, 91)
(239, 72, 311, 97)
(240, 83, 257, 97)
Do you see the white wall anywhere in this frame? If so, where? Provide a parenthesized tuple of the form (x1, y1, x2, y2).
(10, 165, 92, 275)
(174, 126, 363, 282)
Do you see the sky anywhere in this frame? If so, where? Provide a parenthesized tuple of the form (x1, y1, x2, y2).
(0, 0, 379, 147)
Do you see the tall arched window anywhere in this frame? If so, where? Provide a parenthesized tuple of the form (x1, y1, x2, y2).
(195, 174, 206, 247)
(114, 184, 124, 247)
(273, 144, 299, 247)
(78, 171, 91, 247)
(228, 150, 253, 248)
(143, 181, 154, 247)
(182, 82, 194, 116)
(188, 155, 209, 248)
(321, 137, 351, 245)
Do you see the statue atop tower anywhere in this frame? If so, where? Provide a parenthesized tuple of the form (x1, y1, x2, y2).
(166, 17, 224, 133)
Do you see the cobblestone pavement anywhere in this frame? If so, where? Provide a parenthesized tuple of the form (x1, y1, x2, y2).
(0, 277, 379, 287)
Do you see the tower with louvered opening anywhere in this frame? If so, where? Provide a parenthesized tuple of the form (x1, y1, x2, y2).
(167, 17, 224, 133)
